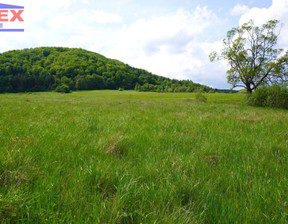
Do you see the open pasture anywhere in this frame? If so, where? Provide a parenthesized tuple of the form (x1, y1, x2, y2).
(0, 91, 287, 223)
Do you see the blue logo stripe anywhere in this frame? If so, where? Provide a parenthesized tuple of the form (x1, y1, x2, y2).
(0, 3, 24, 9)
(0, 29, 24, 32)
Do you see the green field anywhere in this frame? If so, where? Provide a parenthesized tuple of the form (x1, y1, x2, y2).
(0, 91, 287, 223)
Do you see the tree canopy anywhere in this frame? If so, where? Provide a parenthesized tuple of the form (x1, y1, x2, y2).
(210, 20, 288, 93)
(0, 47, 212, 93)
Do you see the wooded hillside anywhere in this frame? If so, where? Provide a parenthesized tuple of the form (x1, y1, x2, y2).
(0, 47, 212, 93)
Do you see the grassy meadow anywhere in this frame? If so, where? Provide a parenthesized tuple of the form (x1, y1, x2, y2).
(0, 91, 287, 223)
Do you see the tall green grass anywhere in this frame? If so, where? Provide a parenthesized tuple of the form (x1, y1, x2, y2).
(0, 91, 287, 223)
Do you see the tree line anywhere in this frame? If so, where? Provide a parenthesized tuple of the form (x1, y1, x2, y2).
(0, 47, 212, 93)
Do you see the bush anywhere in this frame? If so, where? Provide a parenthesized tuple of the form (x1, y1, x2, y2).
(195, 93, 207, 103)
(55, 84, 70, 93)
(247, 85, 288, 109)
(238, 89, 248, 94)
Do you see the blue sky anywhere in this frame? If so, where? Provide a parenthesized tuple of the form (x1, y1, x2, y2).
(1, 0, 287, 89)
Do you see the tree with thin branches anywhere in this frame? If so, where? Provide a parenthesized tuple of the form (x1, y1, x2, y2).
(210, 20, 288, 93)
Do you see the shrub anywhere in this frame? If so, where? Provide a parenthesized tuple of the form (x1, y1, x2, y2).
(238, 89, 248, 94)
(247, 85, 288, 109)
(118, 88, 124, 91)
(195, 93, 207, 103)
(55, 84, 70, 93)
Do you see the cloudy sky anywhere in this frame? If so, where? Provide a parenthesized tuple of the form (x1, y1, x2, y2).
(1, 0, 287, 89)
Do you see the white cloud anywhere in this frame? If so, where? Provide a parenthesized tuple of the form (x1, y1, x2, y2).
(239, 0, 288, 49)
(230, 4, 250, 16)
(120, 7, 214, 44)
(43, 0, 72, 8)
(103, 6, 225, 86)
(89, 10, 123, 24)
(239, 0, 288, 24)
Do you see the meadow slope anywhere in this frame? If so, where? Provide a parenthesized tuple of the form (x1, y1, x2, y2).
(0, 91, 287, 223)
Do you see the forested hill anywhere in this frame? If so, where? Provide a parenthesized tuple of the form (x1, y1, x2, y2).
(0, 47, 213, 93)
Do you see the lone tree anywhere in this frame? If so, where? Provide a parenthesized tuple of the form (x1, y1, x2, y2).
(210, 20, 288, 93)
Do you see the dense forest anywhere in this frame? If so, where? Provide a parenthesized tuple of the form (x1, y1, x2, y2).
(0, 47, 213, 93)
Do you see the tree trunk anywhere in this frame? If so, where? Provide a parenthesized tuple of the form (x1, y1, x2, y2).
(246, 84, 252, 93)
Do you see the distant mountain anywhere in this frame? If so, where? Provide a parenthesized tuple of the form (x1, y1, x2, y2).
(0, 47, 213, 93)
